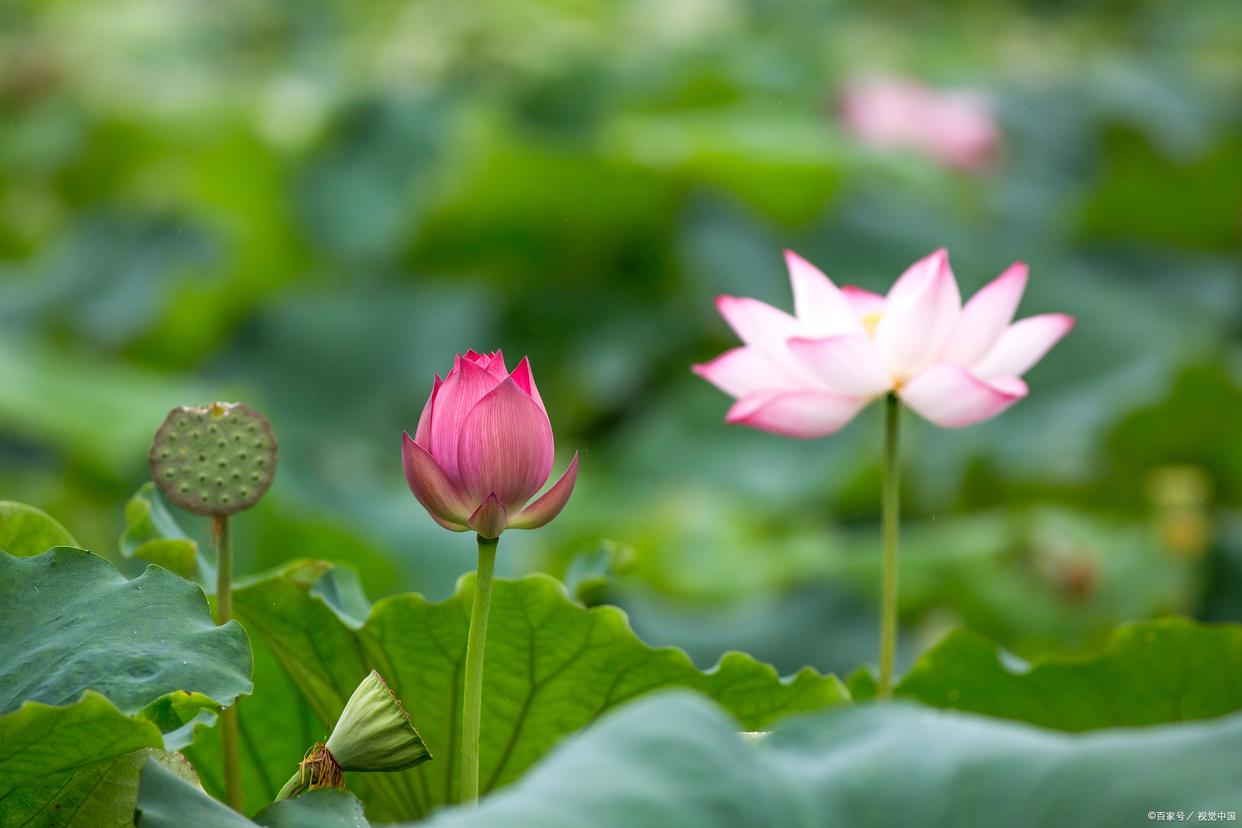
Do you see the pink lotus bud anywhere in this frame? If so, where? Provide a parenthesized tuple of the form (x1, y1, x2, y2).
(402, 349, 579, 538)
(694, 249, 1073, 438)
(840, 74, 999, 171)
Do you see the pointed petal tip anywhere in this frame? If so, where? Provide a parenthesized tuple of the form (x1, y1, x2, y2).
(402, 434, 471, 529)
(509, 451, 579, 531)
(998, 260, 1029, 283)
(509, 355, 547, 411)
(971, 312, 1075, 379)
(468, 494, 508, 539)
(783, 248, 808, 267)
(692, 347, 789, 399)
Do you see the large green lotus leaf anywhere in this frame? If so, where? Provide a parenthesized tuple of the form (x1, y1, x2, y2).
(0, 501, 78, 557)
(136, 757, 371, 828)
(0, 547, 251, 716)
(187, 561, 847, 820)
(184, 628, 323, 814)
(893, 618, 1242, 730)
(0, 548, 253, 827)
(0, 692, 162, 826)
(421, 691, 1242, 828)
(119, 482, 205, 581)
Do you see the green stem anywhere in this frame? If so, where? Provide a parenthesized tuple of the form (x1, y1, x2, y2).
(461, 534, 498, 806)
(274, 770, 303, 802)
(877, 393, 901, 700)
(213, 515, 244, 811)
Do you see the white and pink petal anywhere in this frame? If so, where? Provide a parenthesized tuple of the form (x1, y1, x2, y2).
(875, 249, 961, 378)
(692, 346, 802, 399)
(715, 295, 802, 355)
(938, 262, 1028, 367)
(787, 335, 893, 398)
(725, 389, 867, 439)
(899, 364, 1026, 428)
(785, 250, 863, 336)
(970, 313, 1075, 380)
(841, 285, 886, 317)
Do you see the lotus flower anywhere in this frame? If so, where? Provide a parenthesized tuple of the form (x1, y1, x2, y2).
(402, 349, 579, 538)
(694, 249, 1073, 437)
(840, 74, 999, 171)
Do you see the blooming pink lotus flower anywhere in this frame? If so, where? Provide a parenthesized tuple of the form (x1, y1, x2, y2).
(402, 349, 579, 538)
(840, 75, 999, 170)
(694, 249, 1073, 437)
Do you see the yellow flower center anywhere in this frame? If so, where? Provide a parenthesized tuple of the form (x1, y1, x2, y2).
(861, 312, 882, 337)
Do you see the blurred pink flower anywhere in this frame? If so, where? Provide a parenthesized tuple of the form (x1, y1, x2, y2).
(403, 349, 579, 538)
(841, 75, 999, 170)
(694, 249, 1073, 437)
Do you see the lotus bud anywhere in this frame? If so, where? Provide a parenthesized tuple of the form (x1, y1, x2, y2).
(402, 349, 579, 538)
(275, 670, 431, 800)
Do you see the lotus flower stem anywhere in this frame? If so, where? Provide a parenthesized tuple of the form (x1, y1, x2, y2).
(461, 534, 498, 805)
(212, 514, 244, 810)
(877, 393, 901, 699)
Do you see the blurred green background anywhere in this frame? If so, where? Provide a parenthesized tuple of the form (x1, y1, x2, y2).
(2, 0, 1240, 680)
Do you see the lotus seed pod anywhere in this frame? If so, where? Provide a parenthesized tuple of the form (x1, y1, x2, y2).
(149, 402, 277, 516)
(274, 670, 431, 801)
(326, 670, 432, 773)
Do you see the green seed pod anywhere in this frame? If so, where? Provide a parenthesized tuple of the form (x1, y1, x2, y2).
(326, 670, 432, 772)
(275, 670, 432, 801)
(149, 402, 277, 516)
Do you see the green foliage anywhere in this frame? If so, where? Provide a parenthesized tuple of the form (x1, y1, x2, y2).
(185, 561, 846, 819)
(0, 333, 208, 480)
(3, 1, 1242, 822)
(120, 482, 203, 580)
(0, 547, 251, 715)
(0, 544, 253, 828)
(1107, 361, 1242, 504)
(138, 758, 372, 828)
(0, 693, 162, 828)
(420, 692, 1242, 827)
(1081, 129, 1242, 250)
(896, 619, 1242, 730)
(0, 500, 78, 556)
